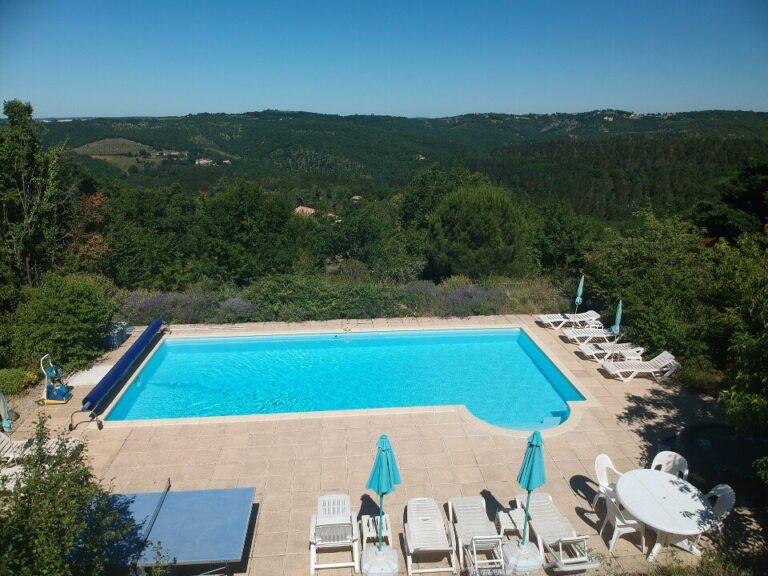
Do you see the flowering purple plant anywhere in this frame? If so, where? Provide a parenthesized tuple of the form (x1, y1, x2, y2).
(439, 285, 506, 317)
(403, 281, 439, 313)
(212, 297, 255, 323)
(119, 292, 213, 325)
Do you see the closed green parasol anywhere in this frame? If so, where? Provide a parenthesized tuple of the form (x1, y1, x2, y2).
(516, 431, 546, 545)
(366, 435, 401, 551)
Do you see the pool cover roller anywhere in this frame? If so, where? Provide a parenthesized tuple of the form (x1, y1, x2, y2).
(69, 319, 164, 430)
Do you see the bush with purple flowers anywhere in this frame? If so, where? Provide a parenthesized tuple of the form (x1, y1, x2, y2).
(212, 297, 255, 323)
(403, 281, 439, 314)
(438, 285, 507, 317)
(118, 291, 214, 325)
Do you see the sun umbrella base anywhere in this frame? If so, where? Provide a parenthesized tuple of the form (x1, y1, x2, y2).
(502, 541, 541, 576)
(362, 546, 399, 576)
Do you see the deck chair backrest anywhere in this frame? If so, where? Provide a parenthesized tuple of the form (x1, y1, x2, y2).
(650, 351, 675, 369)
(0, 433, 13, 457)
(594, 454, 621, 491)
(408, 497, 441, 521)
(650, 451, 689, 479)
(406, 498, 451, 551)
(708, 484, 736, 521)
(450, 496, 488, 522)
(318, 494, 350, 518)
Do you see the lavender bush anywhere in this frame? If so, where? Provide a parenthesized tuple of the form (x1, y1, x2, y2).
(438, 285, 507, 317)
(403, 281, 439, 314)
(211, 297, 255, 323)
(118, 292, 214, 325)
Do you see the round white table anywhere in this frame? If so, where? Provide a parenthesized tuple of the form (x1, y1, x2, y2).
(616, 469, 715, 562)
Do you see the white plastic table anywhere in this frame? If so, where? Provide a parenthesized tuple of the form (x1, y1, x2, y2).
(361, 513, 392, 549)
(616, 469, 715, 561)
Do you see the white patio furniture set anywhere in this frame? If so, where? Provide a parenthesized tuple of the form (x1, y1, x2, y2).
(592, 451, 735, 562)
(537, 310, 681, 382)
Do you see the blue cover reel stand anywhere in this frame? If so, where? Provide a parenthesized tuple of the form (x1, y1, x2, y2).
(39, 354, 73, 405)
(69, 319, 165, 431)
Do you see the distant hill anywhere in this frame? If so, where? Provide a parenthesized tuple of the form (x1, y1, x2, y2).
(38, 109, 768, 190)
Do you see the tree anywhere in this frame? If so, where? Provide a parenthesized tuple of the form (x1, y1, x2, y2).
(104, 182, 200, 290)
(197, 180, 294, 285)
(426, 184, 540, 279)
(402, 167, 488, 229)
(584, 210, 725, 366)
(0, 100, 79, 286)
(0, 417, 137, 575)
(720, 231, 768, 435)
(537, 203, 602, 273)
(335, 199, 424, 282)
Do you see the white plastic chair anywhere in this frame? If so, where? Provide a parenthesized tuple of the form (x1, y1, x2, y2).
(650, 451, 689, 480)
(709, 484, 736, 530)
(310, 494, 360, 575)
(695, 484, 736, 545)
(599, 496, 646, 554)
(592, 454, 622, 508)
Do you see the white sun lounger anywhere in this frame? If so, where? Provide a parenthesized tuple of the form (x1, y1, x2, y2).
(603, 351, 680, 383)
(0, 464, 21, 491)
(516, 493, 600, 573)
(310, 494, 360, 575)
(537, 310, 602, 330)
(0, 433, 80, 464)
(578, 342, 644, 362)
(447, 496, 504, 572)
(562, 327, 616, 343)
(404, 498, 458, 576)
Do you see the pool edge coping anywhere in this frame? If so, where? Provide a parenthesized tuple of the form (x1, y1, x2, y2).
(97, 317, 601, 438)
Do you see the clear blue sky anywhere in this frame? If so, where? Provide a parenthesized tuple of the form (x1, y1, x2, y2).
(1, 0, 767, 118)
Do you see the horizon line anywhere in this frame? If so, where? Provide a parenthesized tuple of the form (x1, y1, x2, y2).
(15, 107, 768, 122)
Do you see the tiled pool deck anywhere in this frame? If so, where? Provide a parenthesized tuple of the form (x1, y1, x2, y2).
(13, 315, 720, 574)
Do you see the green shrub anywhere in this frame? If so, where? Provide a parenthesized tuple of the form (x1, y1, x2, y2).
(9, 274, 118, 370)
(0, 417, 137, 575)
(485, 277, 567, 314)
(332, 259, 371, 283)
(243, 275, 403, 321)
(720, 390, 768, 436)
(438, 275, 474, 291)
(0, 368, 37, 395)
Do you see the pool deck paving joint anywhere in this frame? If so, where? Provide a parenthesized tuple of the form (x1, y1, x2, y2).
(8, 315, 724, 575)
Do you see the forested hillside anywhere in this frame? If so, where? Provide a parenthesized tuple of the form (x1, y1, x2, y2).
(33, 109, 768, 211)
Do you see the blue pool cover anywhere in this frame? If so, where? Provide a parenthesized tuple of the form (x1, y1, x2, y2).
(82, 319, 163, 412)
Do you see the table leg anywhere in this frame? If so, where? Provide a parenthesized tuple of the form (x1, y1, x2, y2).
(647, 541, 664, 563)
(671, 536, 701, 557)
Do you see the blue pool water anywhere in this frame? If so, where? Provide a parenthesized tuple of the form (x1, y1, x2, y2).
(106, 329, 584, 430)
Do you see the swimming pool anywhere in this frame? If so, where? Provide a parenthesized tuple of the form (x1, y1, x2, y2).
(106, 329, 584, 430)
